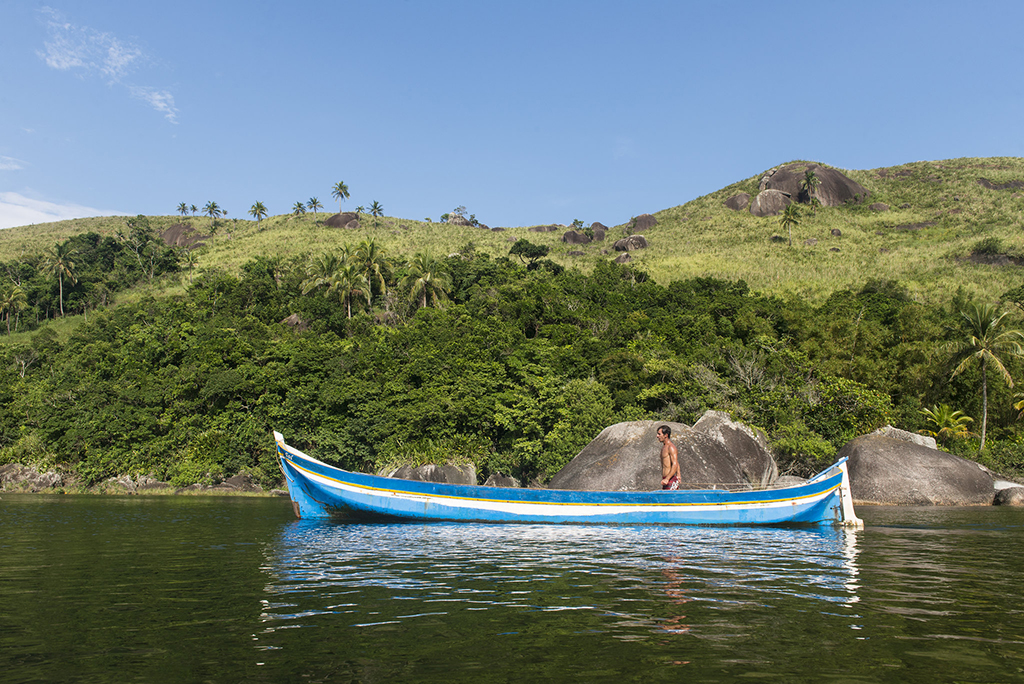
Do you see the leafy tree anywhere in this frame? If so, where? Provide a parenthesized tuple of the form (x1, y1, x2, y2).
(332, 181, 350, 212)
(779, 203, 800, 246)
(949, 302, 1024, 450)
(0, 283, 28, 333)
(919, 404, 974, 446)
(369, 201, 384, 227)
(41, 242, 78, 317)
(509, 239, 549, 268)
(401, 253, 451, 310)
(307, 197, 323, 217)
(292, 201, 307, 216)
(248, 201, 268, 225)
(177, 202, 189, 217)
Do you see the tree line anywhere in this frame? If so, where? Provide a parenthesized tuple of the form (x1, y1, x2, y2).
(2, 229, 1023, 489)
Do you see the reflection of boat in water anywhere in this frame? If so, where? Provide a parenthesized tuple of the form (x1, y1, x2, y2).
(274, 432, 863, 527)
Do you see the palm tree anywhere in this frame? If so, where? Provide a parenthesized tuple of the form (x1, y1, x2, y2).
(41, 242, 78, 317)
(355, 206, 365, 217)
(249, 201, 268, 225)
(778, 203, 800, 246)
(307, 197, 323, 217)
(190, 204, 198, 216)
(801, 169, 822, 215)
(353, 238, 392, 309)
(181, 248, 200, 285)
(292, 201, 307, 216)
(328, 263, 369, 318)
(0, 283, 28, 334)
(177, 202, 189, 217)
(918, 404, 974, 447)
(332, 181, 350, 213)
(301, 252, 344, 296)
(369, 201, 384, 227)
(401, 253, 451, 310)
(949, 302, 1024, 451)
(203, 201, 224, 228)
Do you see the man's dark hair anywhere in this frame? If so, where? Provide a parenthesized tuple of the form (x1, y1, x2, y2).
(657, 425, 671, 437)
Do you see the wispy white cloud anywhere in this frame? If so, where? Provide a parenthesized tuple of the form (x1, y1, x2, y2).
(0, 192, 126, 230)
(0, 156, 26, 171)
(37, 7, 179, 123)
(130, 86, 178, 124)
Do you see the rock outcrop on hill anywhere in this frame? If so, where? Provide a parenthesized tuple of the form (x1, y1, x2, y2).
(613, 235, 648, 252)
(760, 163, 869, 206)
(547, 414, 776, 492)
(840, 434, 994, 506)
(325, 212, 360, 229)
(748, 189, 792, 217)
(629, 214, 658, 233)
(161, 223, 208, 249)
(725, 193, 751, 211)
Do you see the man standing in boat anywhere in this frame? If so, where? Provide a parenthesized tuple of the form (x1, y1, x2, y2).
(657, 425, 681, 490)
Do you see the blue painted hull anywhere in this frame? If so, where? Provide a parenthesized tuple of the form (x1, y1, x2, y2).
(274, 432, 862, 526)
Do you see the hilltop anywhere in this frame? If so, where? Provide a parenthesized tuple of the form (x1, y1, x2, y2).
(2, 157, 1023, 308)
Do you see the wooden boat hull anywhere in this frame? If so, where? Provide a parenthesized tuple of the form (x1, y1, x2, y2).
(274, 432, 863, 526)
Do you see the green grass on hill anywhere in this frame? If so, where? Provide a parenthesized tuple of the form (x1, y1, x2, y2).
(4, 156, 1023, 307)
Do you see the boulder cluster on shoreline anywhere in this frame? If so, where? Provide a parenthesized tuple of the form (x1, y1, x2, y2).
(5, 414, 1023, 506)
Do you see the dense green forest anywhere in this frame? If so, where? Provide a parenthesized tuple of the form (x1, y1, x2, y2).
(1, 227, 1023, 489)
(3, 158, 1024, 489)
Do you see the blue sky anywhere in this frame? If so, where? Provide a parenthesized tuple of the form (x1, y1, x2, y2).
(2, 1, 1023, 230)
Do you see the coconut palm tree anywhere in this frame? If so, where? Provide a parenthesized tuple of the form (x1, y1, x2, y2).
(307, 197, 323, 217)
(301, 251, 346, 296)
(0, 283, 28, 334)
(801, 169, 822, 214)
(190, 204, 198, 216)
(401, 253, 451, 310)
(292, 201, 307, 216)
(332, 181, 350, 213)
(177, 202, 189, 217)
(369, 201, 384, 227)
(778, 203, 800, 246)
(328, 263, 369, 318)
(203, 201, 224, 228)
(41, 242, 78, 317)
(949, 302, 1024, 451)
(353, 238, 392, 309)
(918, 404, 974, 447)
(249, 201, 268, 225)
(181, 248, 200, 285)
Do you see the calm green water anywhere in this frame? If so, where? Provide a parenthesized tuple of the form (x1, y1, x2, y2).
(1, 494, 1023, 683)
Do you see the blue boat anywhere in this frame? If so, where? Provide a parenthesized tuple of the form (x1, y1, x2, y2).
(274, 432, 864, 526)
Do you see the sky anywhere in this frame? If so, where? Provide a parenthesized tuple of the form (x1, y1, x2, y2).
(2, 0, 1023, 230)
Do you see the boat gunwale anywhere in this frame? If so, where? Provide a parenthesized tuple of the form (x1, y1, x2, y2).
(275, 435, 845, 509)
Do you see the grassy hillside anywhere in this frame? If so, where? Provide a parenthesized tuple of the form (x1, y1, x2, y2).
(4, 156, 1023, 307)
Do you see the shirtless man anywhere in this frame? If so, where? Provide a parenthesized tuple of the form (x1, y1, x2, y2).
(657, 425, 681, 490)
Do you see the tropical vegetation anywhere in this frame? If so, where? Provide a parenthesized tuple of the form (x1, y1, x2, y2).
(2, 157, 1024, 491)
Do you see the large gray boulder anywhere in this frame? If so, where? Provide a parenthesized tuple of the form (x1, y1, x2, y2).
(840, 435, 994, 505)
(724, 193, 751, 211)
(392, 464, 477, 486)
(749, 189, 792, 217)
(761, 163, 869, 207)
(693, 411, 777, 485)
(613, 235, 648, 252)
(547, 415, 777, 492)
